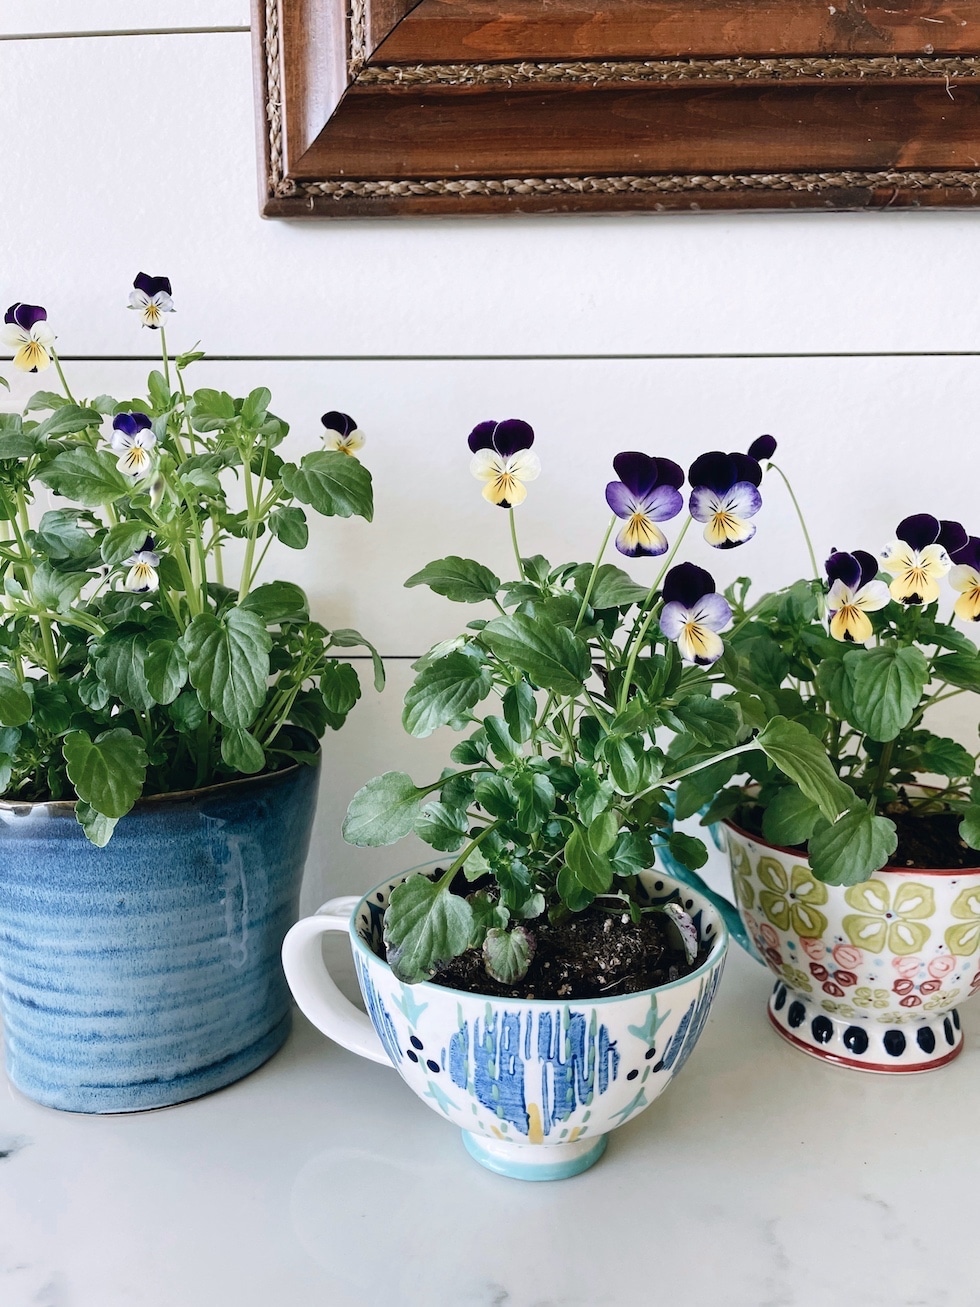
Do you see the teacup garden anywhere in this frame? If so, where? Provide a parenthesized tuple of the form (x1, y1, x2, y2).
(0, 281, 379, 1111)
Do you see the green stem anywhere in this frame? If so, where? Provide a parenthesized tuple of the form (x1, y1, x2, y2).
(617, 517, 693, 714)
(50, 350, 76, 405)
(573, 515, 616, 633)
(440, 819, 501, 886)
(159, 326, 172, 392)
(869, 738, 895, 804)
(12, 492, 59, 678)
(634, 740, 760, 800)
(508, 507, 525, 581)
(769, 463, 819, 581)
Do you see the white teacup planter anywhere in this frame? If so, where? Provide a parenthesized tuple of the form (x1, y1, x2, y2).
(282, 868, 728, 1180)
(724, 823, 980, 1073)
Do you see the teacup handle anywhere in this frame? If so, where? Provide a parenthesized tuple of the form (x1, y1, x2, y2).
(281, 897, 392, 1066)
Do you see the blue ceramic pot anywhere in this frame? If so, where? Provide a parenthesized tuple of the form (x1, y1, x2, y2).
(0, 758, 319, 1113)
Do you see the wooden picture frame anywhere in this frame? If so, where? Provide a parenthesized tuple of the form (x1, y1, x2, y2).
(253, 0, 980, 217)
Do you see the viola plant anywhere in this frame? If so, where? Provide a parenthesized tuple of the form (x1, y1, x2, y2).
(0, 274, 380, 844)
(344, 425, 860, 988)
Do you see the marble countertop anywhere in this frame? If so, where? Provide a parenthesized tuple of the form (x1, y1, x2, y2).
(3, 938, 978, 1307)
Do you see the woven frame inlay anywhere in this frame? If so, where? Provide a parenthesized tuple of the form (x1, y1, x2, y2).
(261, 0, 980, 205)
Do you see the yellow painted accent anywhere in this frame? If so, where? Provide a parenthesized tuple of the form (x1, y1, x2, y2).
(491, 1125, 504, 1139)
(568, 1127, 582, 1143)
(527, 1103, 544, 1144)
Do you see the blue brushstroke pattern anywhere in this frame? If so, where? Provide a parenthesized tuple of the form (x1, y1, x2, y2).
(356, 957, 403, 1065)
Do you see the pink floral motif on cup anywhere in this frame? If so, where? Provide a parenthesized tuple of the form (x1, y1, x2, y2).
(834, 969, 858, 988)
(928, 955, 956, 980)
(800, 937, 825, 963)
(892, 956, 921, 980)
(832, 943, 863, 970)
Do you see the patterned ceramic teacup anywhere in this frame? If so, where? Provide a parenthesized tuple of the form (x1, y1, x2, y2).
(282, 868, 727, 1180)
(721, 823, 980, 1072)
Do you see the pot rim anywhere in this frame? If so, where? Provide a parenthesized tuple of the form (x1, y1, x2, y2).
(0, 746, 321, 818)
(349, 867, 729, 1008)
(723, 815, 980, 878)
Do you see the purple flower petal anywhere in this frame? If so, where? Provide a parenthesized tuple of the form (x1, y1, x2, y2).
(724, 481, 763, 519)
(6, 302, 47, 331)
(853, 549, 880, 588)
(729, 453, 763, 488)
(938, 519, 968, 555)
(491, 419, 534, 458)
(688, 485, 720, 524)
(640, 483, 684, 522)
(690, 590, 733, 632)
(748, 434, 777, 461)
(688, 451, 736, 494)
(825, 550, 862, 590)
(952, 535, 980, 571)
(612, 451, 659, 499)
(662, 561, 716, 608)
(112, 412, 151, 436)
(133, 272, 172, 298)
(605, 480, 635, 518)
(658, 600, 688, 641)
(896, 513, 940, 551)
(653, 456, 685, 490)
(467, 420, 497, 453)
(321, 410, 357, 437)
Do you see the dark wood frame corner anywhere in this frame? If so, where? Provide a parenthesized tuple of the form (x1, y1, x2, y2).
(253, 0, 980, 218)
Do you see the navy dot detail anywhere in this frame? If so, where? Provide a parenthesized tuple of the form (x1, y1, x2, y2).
(811, 1016, 833, 1044)
(952, 1008, 962, 1031)
(406, 1049, 419, 1063)
(916, 1026, 936, 1054)
(843, 1026, 868, 1055)
(426, 1059, 440, 1073)
(883, 1029, 906, 1058)
(653, 1059, 665, 1073)
(944, 1017, 956, 1046)
(773, 984, 788, 1012)
(654, 881, 664, 891)
(376, 893, 384, 902)
(410, 1035, 423, 1050)
(645, 1047, 657, 1060)
(684, 899, 694, 910)
(787, 1001, 806, 1029)
(627, 1069, 639, 1081)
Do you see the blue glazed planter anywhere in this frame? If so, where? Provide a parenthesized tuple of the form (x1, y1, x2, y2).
(0, 758, 319, 1113)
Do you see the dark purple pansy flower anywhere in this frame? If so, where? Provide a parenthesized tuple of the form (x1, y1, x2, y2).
(321, 410, 365, 455)
(659, 562, 732, 665)
(604, 452, 684, 557)
(824, 549, 890, 643)
(687, 450, 764, 549)
(468, 419, 540, 507)
(109, 411, 156, 477)
(2, 303, 55, 372)
(748, 434, 777, 461)
(881, 514, 963, 605)
(128, 273, 174, 329)
(950, 535, 980, 623)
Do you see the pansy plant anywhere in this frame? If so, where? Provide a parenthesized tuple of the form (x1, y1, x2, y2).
(344, 428, 865, 986)
(0, 276, 381, 844)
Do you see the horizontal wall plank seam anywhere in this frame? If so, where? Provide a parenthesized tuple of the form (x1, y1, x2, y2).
(0, 27, 249, 42)
(53, 351, 980, 361)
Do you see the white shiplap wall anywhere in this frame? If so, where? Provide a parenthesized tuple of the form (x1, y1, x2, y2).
(4, 8, 979, 909)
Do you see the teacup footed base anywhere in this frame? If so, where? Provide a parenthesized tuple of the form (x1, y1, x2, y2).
(767, 981, 963, 1074)
(462, 1130, 607, 1181)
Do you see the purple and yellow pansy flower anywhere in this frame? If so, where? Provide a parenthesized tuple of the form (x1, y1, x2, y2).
(880, 515, 967, 605)
(110, 412, 157, 478)
(128, 273, 174, 329)
(605, 452, 684, 557)
(2, 303, 55, 372)
(124, 536, 161, 593)
(659, 562, 732, 665)
(468, 419, 540, 508)
(688, 450, 764, 549)
(321, 411, 365, 456)
(950, 536, 980, 623)
(825, 549, 890, 643)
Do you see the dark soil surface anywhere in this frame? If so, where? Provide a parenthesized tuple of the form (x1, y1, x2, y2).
(423, 900, 710, 1001)
(735, 800, 979, 870)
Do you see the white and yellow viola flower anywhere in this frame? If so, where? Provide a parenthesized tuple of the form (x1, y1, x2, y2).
(110, 412, 157, 478)
(127, 272, 174, 329)
(123, 537, 161, 593)
(468, 418, 540, 508)
(321, 410, 366, 456)
(688, 450, 764, 550)
(950, 536, 980, 623)
(880, 514, 966, 606)
(605, 451, 684, 557)
(2, 303, 55, 373)
(659, 562, 732, 666)
(825, 549, 891, 643)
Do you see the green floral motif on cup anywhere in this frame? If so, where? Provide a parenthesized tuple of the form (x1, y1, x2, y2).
(924, 988, 961, 1010)
(758, 858, 828, 937)
(730, 841, 755, 910)
(821, 999, 856, 1019)
(842, 880, 935, 956)
(945, 885, 980, 956)
(853, 986, 890, 1010)
(778, 963, 812, 993)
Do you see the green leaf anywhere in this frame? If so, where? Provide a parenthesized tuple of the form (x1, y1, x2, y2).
(191, 388, 236, 426)
(320, 660, 361, 716)
(92, 629, 154, 712)
(484, 715, 520, 763)
(814, 657, 854, 721)
(918, 735, 976, 779)
(32, 683, 72, 734)
(467, 891, 509, 945)
(35, 509, 95, 561)
(75, 800, 119, 847)
(808, 805, 898, 885)
(23, 390, 67, 412)
(38, 448, 132, 506)
(182, 608, 271, 729)
(168, 689, 206, 732)
(415, 801, 469, 852)
(667, 830, 709, 871)
(327, 627, 385, 692)
(609, 831, 656, 877)
(463, 845, 492, 881)
(565, 824, 613, 893)
(513, 770, 556, 834)
(756, 716, 854, 824)
(0, 432, 39, 459)
(402, 653, 492, 738)
(62, 728, 147, 819)
(934, 652, 980, 691)
(147, 370, 171, 411)
(220, 727, 266, 774)
(571, 563, 649, 610)
(0, 668, 32, 727)
(384, 874, 474, 983)
(674, 754, 741, 822)
(556, 865, 595, 912)
(474, 774, 518, 820)
(667, 696, 740, 750)
(240, 581, 309, 624)
(31, 404, 103, 438)
(502, 681, 536, 743)
(144, 639, 188, 705)
(761, 786, 822, 846)
(343, 771, 427, 846)
(600, 736, 642, 794)
(241, 387, 272, 426)
(844, 645, 929, 741)
(404, 555, 501, 604)
(268, 506, 308, 549)
(483, 926, 535, 984)
(589, 809, 619, 854)
(575, 771, 615, 826)
(31, 561, 89, 614)
(101, 521, 151, 567)
(960, 806, 980, 850)
(481, 615, 591, 695)
(280, 450, 373, 521)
